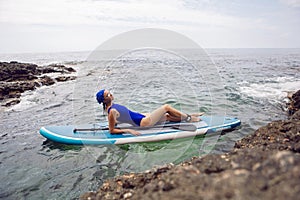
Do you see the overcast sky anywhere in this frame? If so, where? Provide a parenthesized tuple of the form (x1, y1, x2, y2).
(0, 0, 300, 53)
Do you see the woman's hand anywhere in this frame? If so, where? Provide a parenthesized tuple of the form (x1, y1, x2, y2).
(124, 129, 141, 136)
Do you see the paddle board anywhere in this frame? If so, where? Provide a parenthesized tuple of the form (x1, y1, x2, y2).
(39, 116, 241, 145)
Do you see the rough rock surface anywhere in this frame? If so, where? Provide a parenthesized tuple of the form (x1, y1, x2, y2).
(0, 61, 76, 107)
(80, 90, 300, 200)
(287, 90, 300, 116)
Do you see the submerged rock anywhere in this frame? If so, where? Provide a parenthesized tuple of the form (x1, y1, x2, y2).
(0, 61, 76, 107)
(80, 89, 300, 200)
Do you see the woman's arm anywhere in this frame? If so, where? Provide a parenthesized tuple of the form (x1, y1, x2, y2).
(108, 109, 140, 136)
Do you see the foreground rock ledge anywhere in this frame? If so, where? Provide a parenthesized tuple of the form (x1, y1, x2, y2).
(80, 90, 300, 200)
(0, 61, 76, 107)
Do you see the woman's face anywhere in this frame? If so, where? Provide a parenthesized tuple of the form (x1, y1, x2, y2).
(104, 90, 114, 103)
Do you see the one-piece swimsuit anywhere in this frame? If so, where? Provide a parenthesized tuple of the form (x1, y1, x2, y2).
(108, 104, 145, 126)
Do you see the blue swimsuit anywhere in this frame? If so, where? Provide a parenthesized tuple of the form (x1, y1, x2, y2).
(108, 104, 145, 126)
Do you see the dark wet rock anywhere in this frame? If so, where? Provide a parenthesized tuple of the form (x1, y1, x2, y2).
(2, 99, 20, 107)
(39, 75, 55, 86)
(0, 81, 36, 100)
(80, 90, 300, 200)
(287, 90, 300, 116)
(132, 150, 300, 200)
(0, 61, 76, 107)
(291, 110, 300, 120)
(81, 149, 300, 200)
(55, 76, 76, 82)
(41, 64, 76, 74)
(0, 62, 39, 82)
(235, 119, 300, 152)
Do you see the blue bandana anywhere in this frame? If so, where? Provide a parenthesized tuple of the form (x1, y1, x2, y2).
(96, 89, 105, 104)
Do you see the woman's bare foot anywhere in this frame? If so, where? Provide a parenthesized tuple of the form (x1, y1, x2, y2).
(185, 114, 201, 122)
(188, 112, 204, 122)
(191, 112, 205, 117)
(191, 115, 201, 122)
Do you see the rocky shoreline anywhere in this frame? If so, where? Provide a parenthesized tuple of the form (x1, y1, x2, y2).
(0, 61, 76, 107)
(80, 91, 300, 200)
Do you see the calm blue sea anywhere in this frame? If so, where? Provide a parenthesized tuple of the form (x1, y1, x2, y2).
(0, 48, 299, 199)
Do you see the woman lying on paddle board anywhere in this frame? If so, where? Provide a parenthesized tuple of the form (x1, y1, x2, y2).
(96, 89, 201, 136)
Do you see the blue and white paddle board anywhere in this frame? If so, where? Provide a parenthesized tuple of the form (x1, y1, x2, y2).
(39, 116, 241, 145)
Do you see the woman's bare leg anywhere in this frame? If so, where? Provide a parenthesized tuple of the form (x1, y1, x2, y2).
(140, 105, 168, 127)
(165, 112, 204, 121)
(165, 113, 181, 122)
(140, 104, 199, 127)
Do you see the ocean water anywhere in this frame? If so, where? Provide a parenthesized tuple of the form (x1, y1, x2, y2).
(0, 48, 300, 199)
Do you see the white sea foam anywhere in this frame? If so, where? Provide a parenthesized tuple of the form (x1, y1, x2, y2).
(239, 76, 300, 102)
(7, 88, 44, 112)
